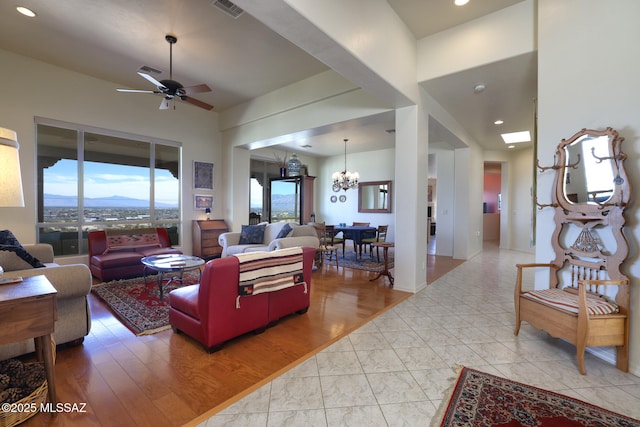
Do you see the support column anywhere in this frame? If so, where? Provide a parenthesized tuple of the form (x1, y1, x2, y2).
(393, 105, 428, 293)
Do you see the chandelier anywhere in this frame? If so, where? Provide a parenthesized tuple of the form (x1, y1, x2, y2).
(332, 138, 359, 192)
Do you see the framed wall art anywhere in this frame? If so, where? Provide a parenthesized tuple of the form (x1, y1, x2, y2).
(194, 161, 214, 189)
(194, 194, 213, 210)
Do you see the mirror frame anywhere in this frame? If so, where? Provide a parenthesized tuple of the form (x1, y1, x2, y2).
(552, 127, 630, 215)
(358, 180, 392, 213)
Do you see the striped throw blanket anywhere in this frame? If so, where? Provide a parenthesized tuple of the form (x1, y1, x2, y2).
(234, 247, 305, 300)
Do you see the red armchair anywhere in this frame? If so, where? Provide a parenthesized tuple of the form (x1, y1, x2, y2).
(168, 247, 314, 352)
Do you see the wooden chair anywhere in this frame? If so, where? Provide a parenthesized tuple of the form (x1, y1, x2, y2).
(360, 225, 388, 262)
(311, 223, 339, 269)
(514, 127, 631, 375)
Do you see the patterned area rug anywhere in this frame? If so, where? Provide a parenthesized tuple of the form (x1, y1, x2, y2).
(92, 271, 200, 336)
(434, 367, 640, 426)
(337, 250, 393, 272)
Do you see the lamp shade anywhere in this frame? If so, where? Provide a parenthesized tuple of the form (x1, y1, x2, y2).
(0, 127, 25, 207)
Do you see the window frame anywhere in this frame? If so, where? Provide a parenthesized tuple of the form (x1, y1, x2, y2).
(35, 117, 182, 256)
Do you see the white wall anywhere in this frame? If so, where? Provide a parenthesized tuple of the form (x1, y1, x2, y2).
(0, 49, 221, 260)
(318, 148, 395, 241)
(417, 0, 536, 81)
(537, 0, 640, 375)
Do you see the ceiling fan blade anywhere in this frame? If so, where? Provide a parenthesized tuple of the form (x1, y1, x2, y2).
(137, 71, 166, 90)
(181, 96, 214, 111)
(116, 88, 160, 93)
(180, 84, 211, 95)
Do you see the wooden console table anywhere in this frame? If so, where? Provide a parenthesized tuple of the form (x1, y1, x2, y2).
(0, 275, 57, 404)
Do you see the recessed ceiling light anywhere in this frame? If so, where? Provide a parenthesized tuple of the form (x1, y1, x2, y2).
(508, 145, 515, 149)
(473, 83, 486, 93)
(16, 6, 37, 17)
(455, 0, 470, 6)
(494, 119, 504, 125)
(501, 131, 531, 144)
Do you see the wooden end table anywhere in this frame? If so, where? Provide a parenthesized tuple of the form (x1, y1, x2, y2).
(369, 242, 394, 287)
(0, 275, 58, 405)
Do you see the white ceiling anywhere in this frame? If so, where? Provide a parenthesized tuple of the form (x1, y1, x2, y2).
(0, 0, 534, 157)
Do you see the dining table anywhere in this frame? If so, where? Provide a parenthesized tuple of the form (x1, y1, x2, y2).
(334, 225, 377, 258)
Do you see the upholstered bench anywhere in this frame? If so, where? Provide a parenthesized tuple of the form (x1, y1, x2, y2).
(514, 262, 629, 375)
(88, 228, 182, 281)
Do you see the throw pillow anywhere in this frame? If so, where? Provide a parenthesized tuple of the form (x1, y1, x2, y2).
(0, 230, 21, 247)
(239, 224, 266, 244)
(275, 223, 293, 239)
(0, 230, 46, 270)
(103, 231, 161, 254)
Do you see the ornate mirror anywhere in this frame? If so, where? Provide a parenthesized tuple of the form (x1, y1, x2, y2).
(358, 180, 392, 213)
(540, 128, 630, 215)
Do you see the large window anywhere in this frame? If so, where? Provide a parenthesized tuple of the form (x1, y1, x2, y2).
(250, 158, 282, 223)
(36, 119, 181, 256)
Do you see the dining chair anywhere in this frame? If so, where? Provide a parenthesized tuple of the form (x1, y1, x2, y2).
(311, 223, 339, 268)
(361, 225, 388, 262)
(326, 225, 344, 254)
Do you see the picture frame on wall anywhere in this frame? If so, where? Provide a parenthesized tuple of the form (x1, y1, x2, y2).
(194, 161, 214, 189)
(194, 194, 213, 210)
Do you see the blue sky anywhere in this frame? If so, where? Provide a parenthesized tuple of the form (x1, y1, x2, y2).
(44, 159, 179, 204)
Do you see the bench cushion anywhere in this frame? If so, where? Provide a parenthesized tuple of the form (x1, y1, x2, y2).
(522, 288, 619, 315)
(91, 252, 143, 269)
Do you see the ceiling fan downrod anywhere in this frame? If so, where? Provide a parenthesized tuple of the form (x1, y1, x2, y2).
(165, 34, 177, 80)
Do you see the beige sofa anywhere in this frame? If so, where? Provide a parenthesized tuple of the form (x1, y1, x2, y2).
(0, 243, 92, 360)
(219, 222, 319, 257)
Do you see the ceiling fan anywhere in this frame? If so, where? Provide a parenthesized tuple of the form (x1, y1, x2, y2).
(117, 34, 213, 111)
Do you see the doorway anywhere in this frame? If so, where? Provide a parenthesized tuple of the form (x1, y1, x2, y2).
(483, 162, 502, 243)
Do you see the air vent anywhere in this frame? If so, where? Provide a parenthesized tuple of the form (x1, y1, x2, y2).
(138, 65, 162, 75)
(211, 0, 244, 18)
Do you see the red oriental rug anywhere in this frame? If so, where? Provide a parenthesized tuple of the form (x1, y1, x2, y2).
(92, 271, 200, 336)
(434, 367, 640, 427)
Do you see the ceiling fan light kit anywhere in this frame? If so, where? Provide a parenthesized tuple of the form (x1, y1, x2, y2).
(117, 34, 214, 111)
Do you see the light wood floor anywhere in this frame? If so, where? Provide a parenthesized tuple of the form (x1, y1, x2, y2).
(21, 251, 461, 426)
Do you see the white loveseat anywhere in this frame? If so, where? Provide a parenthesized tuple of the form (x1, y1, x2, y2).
(218, 222, 319, 257)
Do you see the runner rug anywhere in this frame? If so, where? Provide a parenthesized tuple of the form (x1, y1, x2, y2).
(337, 250, 393, 272)
(434, 366, 640, 426)
(92, 271, 200, 336)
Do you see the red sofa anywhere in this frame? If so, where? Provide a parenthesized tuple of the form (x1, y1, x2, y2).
(168, 247, 314, 352)
(88, 228, 182, 281)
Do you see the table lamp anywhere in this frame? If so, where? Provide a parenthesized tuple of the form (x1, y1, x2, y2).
(205, 207, 211, 220)
(0, 127, 24, 207)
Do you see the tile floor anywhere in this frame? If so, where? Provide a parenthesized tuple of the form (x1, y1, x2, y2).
(199, 245, 640, 426)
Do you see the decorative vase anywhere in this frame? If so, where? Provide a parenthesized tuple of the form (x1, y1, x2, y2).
(287, 154, 302, 177)
(280, 167, 286, 177)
